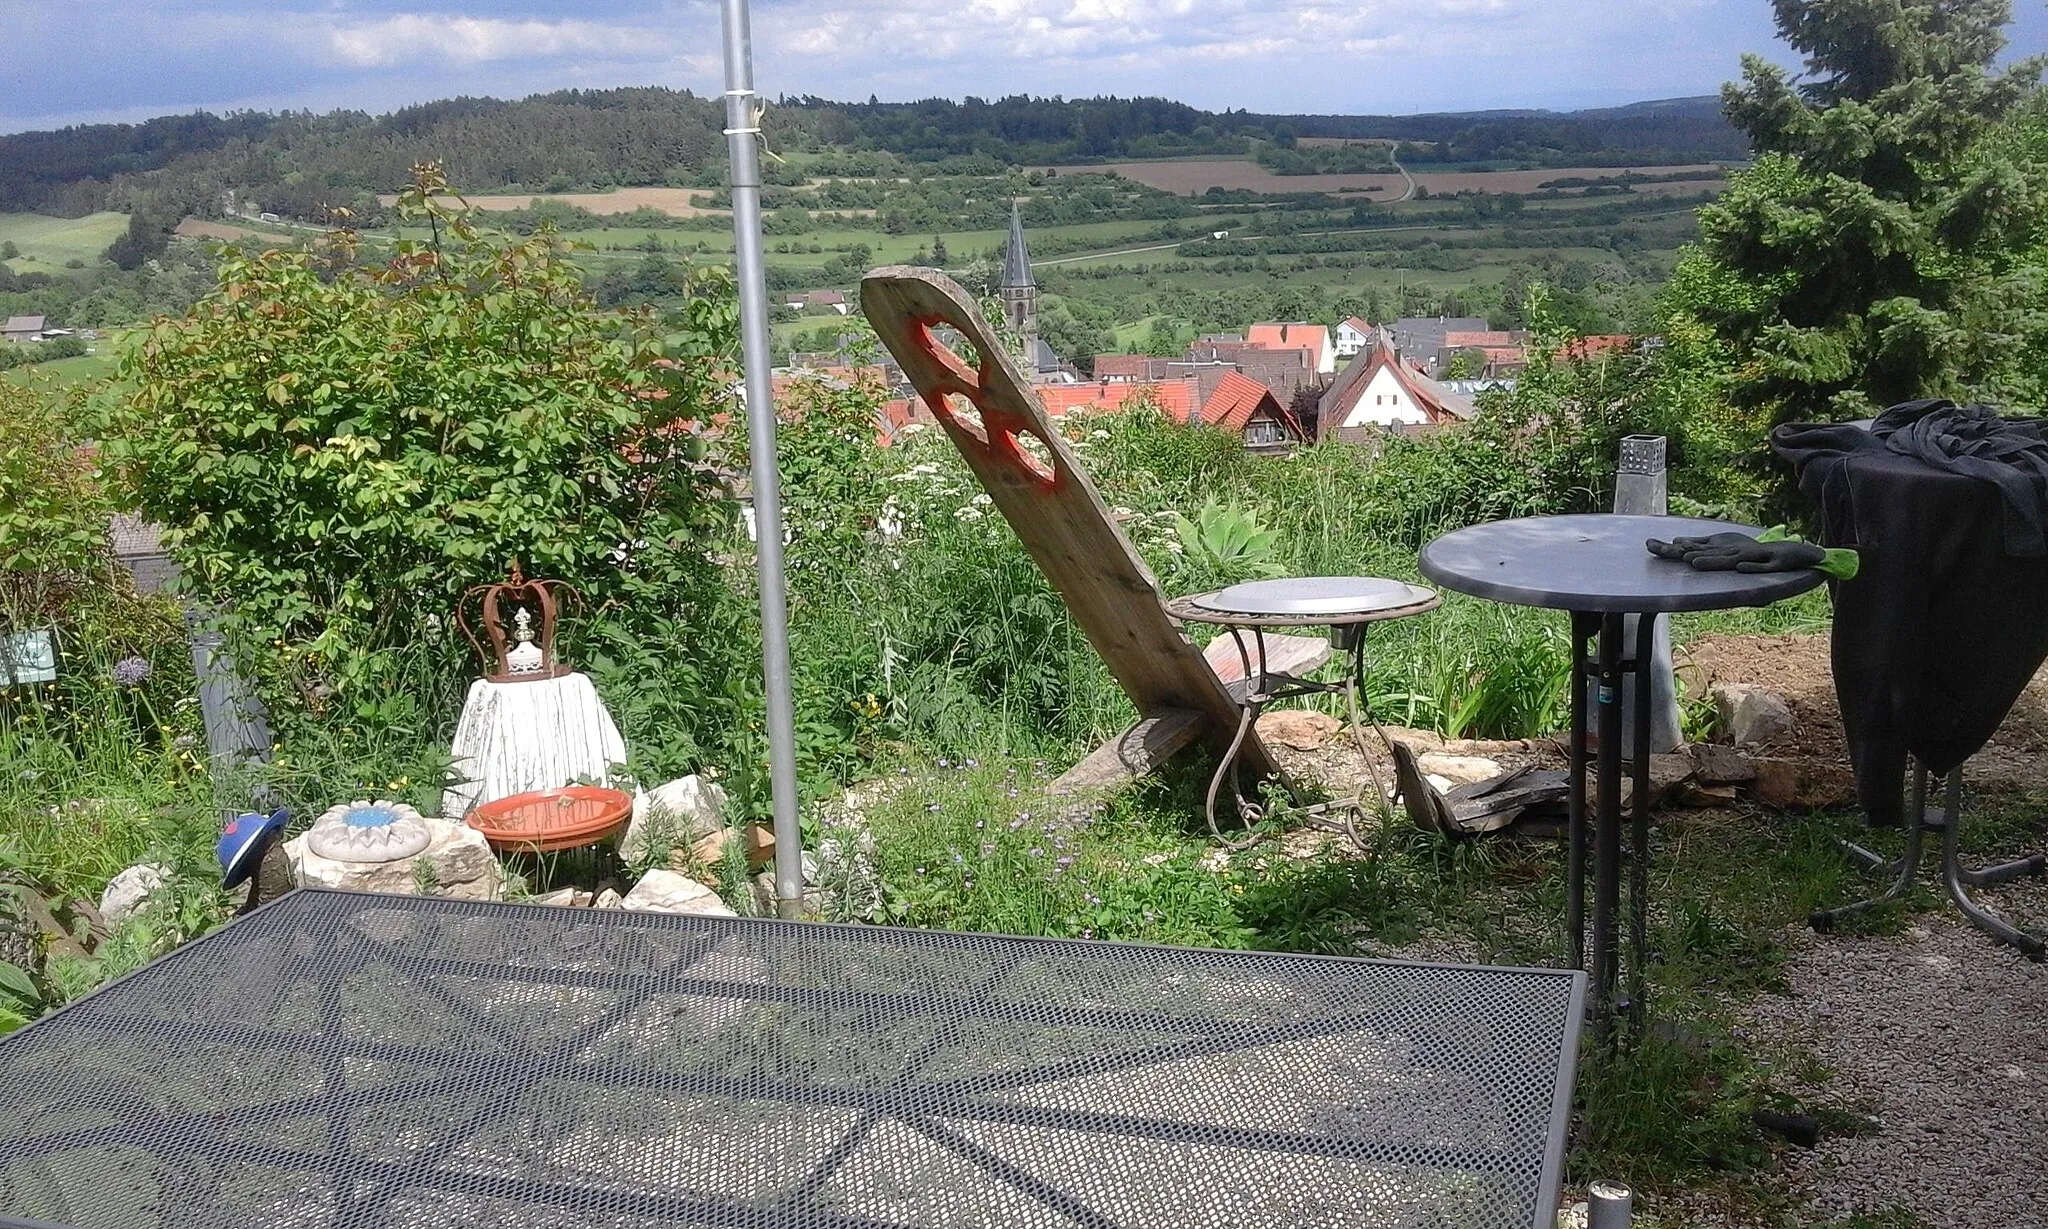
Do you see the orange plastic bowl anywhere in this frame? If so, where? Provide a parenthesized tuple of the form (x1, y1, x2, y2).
(466, 785, 634, 853)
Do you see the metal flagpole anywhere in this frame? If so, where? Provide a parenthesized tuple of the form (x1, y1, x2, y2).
(720, 0, 804, 918)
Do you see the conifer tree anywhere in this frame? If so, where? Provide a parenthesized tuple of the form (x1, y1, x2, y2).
(1674, 0, 2045, 421)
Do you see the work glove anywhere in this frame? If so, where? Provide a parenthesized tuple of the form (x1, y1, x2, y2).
(1645, 532, 1828, 573)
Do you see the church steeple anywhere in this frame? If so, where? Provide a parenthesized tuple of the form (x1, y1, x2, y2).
(1002, 202, 1034, 290)
(999, 202, 1038, 344)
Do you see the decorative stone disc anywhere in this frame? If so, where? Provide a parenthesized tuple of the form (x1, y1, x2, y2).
(307, 800, 433, 863)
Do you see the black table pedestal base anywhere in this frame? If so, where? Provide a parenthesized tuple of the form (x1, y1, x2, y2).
(1812, 763, 2048, 960)
(1566, 610, 1662, 1036)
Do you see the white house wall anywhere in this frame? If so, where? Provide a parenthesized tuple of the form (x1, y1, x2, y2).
(1340, 366, 1429, 427)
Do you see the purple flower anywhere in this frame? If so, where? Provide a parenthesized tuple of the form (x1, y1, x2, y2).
(937, 757, 951, 768)
(964, 758, 978, 768)
(111, 656, 151, 688)
(1027, 847, 1044, 858)
(974, 819, 985, 829)
(915, 866, 926, 875)
(1055, 855, 1074, 867)
(927, 802, 942, 813)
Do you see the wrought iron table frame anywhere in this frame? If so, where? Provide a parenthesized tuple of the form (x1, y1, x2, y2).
(1165, 589, 1440, 851)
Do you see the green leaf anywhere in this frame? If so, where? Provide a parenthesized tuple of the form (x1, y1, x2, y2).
(0, 962, 39, 1005)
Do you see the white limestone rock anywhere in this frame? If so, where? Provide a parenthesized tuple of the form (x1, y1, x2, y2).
(1415, 754, 1502, 786)
(99, 863, 171, 927)
(1713, 683, 1796, 747)
(622, 776, 729, 864)
(285, 816, 502, 900)
(621, 868, 736, 916)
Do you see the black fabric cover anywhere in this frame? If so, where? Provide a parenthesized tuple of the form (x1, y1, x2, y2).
(1870, 399, 2048, 557)
(1772, 410, 2048, 826)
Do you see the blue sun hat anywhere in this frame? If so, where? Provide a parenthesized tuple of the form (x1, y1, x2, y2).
(217, 808, 290, 889)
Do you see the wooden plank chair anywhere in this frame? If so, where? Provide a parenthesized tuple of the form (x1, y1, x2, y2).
(859, 267, 1287, 796)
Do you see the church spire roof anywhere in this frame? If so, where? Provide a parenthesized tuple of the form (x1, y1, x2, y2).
(1001, 202, 1034, 289)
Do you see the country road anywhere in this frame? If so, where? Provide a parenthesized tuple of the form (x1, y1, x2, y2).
(1388, 146, 1417, 202)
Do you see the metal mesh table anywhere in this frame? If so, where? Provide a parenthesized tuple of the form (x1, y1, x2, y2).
(0, 890, 1584, 1229)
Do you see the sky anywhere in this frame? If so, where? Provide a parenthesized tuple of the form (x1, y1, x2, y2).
(3, 1, 2047, 133)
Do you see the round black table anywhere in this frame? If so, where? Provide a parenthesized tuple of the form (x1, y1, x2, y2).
(1419, 514, 1826, 1030)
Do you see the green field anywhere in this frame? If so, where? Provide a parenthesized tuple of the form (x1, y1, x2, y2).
(0, 212, 127, 274)
(2, 348, 119, 390)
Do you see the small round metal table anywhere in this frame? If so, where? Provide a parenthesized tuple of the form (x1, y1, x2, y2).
(1166, 577, 1440, 849)
(1419, 514, 1825, 1032)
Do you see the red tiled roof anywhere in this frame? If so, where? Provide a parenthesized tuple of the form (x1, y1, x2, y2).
(1196, 370, 1301, 438)
(1247, 322, 1330, 371)
(1035, 378, 1200, 420)
(1341, 317, 1370, 334)
(1556, 334, 1634, 360)
(1091, 354, 1163, 380)
(1442, 330, 1522, 349)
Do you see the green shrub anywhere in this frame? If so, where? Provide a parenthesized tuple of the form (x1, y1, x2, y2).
(96, 168, 734, 763)
(0, 382, 111, 626)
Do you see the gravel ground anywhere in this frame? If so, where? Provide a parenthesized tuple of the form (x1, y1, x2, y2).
(1749, 872, 2048, 1229)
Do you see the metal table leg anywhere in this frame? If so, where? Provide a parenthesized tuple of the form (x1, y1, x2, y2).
(1202, 623, 1391, 854)
(1591, 612, 1626, 1032)
(1626, 613, 1658, 1028)
(1813, 763, 2047, 960)
(1935, 769, 2047, 958)
(1205, 627, 1270, 848)
(1811, 767, 1928, 931)
(1566, 613, 1596, 972)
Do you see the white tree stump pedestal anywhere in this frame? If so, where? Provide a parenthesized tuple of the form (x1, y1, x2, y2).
(440, 672, 629, 818)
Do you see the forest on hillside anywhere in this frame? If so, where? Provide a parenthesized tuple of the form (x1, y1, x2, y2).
(0, 90, 1746, 220)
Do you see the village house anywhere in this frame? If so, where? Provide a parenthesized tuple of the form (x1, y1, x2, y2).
(1334, 317, 1373, 358)
(1246, 322, 1334, 376)
(3, 315, 47, 343)
(1437, 329, 1530, 377)
(1319, 328, 1477, 443)
(878, 366, 1307, 454)
(1388, 316, 1492, 374)
(784, 290, 850, 315)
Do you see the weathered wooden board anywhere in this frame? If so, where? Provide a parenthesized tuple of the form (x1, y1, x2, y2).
(1048, 708, 1206, 796)
(860, 267, 1281, 782)
(1201, 631, 1333, 687)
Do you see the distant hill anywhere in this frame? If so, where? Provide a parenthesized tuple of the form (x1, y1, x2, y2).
(0, 89, 1745, 219)
(1258, 97, 1746, 166)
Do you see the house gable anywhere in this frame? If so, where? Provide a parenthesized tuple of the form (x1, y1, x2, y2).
(1342, 365, 1430, 428)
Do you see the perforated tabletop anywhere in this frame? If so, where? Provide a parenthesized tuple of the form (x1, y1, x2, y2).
(0, 889, 1584, 1229)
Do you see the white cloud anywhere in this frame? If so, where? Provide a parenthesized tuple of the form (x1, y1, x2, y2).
(748, 0, 1554, 79)
(325, 14, 670, 68)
